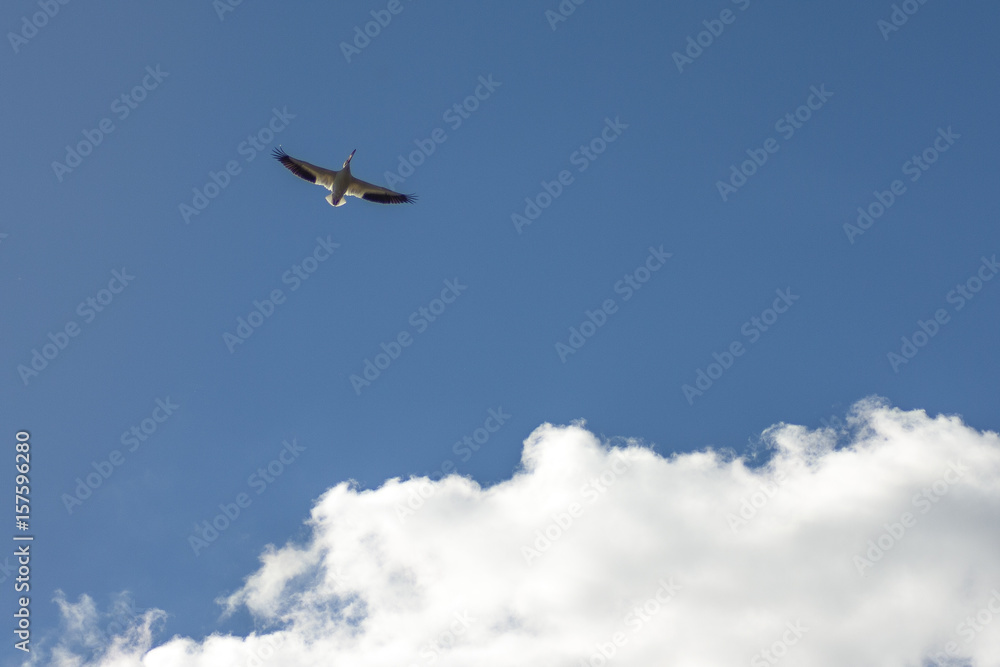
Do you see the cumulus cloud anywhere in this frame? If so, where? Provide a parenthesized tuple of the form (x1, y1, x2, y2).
(30, 591, 165, 667)
(42, 399, 1000, 666)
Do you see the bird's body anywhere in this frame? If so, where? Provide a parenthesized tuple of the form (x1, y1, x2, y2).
(273, 148, 416, 207)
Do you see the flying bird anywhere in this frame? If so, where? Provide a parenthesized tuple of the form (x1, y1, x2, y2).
(272, 147, 416, 207)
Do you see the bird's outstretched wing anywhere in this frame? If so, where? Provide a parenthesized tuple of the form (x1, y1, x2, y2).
(272, 147, 338, 189)
(346, 177, 417, 205)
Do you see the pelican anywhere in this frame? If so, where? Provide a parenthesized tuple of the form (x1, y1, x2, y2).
(273, 147, 417, 207)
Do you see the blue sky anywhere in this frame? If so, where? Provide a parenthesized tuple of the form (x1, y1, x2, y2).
(2, 1, 999, 665)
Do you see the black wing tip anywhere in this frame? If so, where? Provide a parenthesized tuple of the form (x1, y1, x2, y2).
(362, 192, 418, 205)
(272, 147, 318, 184)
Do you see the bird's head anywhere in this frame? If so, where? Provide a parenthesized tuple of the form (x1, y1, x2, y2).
(343, 149, 356, 169)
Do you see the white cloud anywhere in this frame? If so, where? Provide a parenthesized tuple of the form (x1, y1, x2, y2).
(42, 398, 1000, 666)
(33, 592, 165, 667)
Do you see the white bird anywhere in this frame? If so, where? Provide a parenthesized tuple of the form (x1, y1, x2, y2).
(273, 147, 416, 207)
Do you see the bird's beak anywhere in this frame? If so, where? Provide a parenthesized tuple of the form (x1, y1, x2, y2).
(345, 149, 356, 167)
